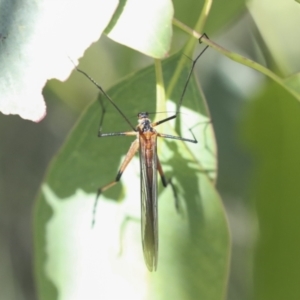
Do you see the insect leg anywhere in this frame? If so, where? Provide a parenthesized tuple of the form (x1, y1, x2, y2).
(151, 37, 210, 132)
(156, 157, 180, 211)
(96, 94, 138, 137)
(92, 138, 139, 227)
(71, 63, 136, 131)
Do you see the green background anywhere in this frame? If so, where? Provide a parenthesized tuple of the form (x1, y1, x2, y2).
(1, 0, 300, 299)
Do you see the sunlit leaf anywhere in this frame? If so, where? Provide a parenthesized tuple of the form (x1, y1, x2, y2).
(106, 0, 173, 58)
(0, 0, 118, 121)
(35, 52, 229, 299)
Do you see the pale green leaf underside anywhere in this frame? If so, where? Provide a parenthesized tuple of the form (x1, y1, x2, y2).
(106, 0, 173, 58)
(35, 52, 229, 300)
(0, 0, 118, 121)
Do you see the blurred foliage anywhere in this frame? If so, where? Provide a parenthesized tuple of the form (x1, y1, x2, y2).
(241, 81, 300, 300)
(1, 0, 300, 300)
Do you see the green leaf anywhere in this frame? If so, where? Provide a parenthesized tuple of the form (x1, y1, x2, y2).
(35, 52, 229, 300)
(284, 73, 300, 94)
(241, 81, 300, 300)
(248, 0, 300, 74)
(106, 0, 173, 58)
(0, 1, 118, 121)
(173, 0, 246, 33)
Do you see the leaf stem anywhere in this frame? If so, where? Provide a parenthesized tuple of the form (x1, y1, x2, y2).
(173, 19, 300, 102)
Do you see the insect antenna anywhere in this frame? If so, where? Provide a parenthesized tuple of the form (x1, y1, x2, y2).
(70, 59, 136, 131)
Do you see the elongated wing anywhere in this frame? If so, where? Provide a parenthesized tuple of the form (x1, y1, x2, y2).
(139, 134, 158, 271)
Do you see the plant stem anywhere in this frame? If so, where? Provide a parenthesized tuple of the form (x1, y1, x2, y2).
(173, 19, 300, 102)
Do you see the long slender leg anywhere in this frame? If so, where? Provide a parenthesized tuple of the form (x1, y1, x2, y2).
(92, 138, 139, 227)
(156, 157, 180, 211)
(155, 119, 213, 144)
(152, 115, 176, 127)
(156, 119, 215, 211)
(151, 39, 210, 143)
(190, 120, 214, 155)
(176, 37, 209, 115)
(199, 33, 209, 45)
(97, 94, 137, 138)
(71, 64, 136, 131)
(117, 160, 179, 257)
(158, 130, 197, 144)
(159, 120, 216, 174)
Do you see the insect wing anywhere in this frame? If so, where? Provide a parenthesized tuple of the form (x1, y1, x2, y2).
(139, 134, 158, 271)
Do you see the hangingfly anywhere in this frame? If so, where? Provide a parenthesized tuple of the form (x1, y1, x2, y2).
(73, 37, 208, 271)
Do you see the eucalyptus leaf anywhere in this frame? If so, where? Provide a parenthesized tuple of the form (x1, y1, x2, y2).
(106, 0, 173, 58)
(35, 52, 229, 300)
(241, 81, 300, 300)
(0, 0, 118, 121)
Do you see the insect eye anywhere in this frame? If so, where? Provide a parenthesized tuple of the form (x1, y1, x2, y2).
(143, 112, 149, 118)
(138, 112, 148, 119)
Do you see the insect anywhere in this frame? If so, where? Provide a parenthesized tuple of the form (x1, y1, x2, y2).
(73, 38, 208, 271)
